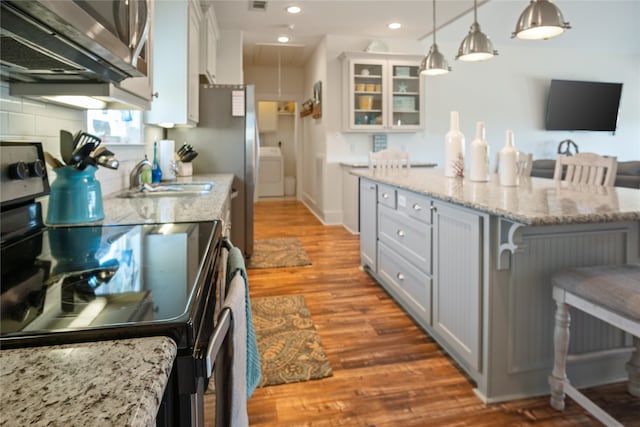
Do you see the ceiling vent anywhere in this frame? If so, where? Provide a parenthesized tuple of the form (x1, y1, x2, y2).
(249, 1, 267, 12)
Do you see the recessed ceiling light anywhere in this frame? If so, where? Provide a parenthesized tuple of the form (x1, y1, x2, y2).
(278, 36, 290, 43)
(286, 5, 301, 14)
(388, 22, 401, 30)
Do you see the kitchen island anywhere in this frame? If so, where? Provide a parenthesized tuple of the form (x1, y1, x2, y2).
(0, 337, 176, 427)
(352, 168, 639, 402)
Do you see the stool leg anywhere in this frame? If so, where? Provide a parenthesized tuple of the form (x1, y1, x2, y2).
(627, 335, 640, 397)
(550, 299, 571, 411)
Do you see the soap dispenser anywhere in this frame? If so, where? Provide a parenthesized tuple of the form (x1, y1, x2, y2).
(152, 140, 162, 183)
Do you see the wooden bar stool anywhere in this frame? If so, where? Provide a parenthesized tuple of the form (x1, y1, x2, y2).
(549, 264, 640, 427)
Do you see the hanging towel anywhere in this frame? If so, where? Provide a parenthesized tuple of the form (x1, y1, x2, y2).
(224, 271, 249, 427)
(227, 245, 262, 399)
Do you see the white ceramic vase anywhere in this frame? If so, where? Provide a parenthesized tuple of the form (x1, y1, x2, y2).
(444, 111, 465, 177)
(499, 130, 518, 187)
(469, 121, 490, 182)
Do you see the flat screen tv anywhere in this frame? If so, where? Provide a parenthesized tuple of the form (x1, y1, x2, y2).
(545, 79, 623, 132)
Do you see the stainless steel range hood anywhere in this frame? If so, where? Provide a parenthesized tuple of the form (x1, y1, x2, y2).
(10, 82, 150, 110)
(0, 0, 151, 110)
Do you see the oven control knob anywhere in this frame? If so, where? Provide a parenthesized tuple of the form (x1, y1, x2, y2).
(28, 160, 46, 177)
(8, 162, 28, 180)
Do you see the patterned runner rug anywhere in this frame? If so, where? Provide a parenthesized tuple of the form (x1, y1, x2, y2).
(247, 238, 311, 269)
(253, 295, 332, 387)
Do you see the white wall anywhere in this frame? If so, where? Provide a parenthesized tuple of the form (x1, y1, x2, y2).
(422, 0, 640, 167)
(301, 38, 328, 219)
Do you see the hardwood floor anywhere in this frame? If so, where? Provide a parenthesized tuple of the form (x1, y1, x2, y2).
(211, 200, 639, 426)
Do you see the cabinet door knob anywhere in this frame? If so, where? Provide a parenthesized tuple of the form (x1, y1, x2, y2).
(369, 185, 376, 190)
(397, 229, 405, 237)
(413, 203, 422, 211)
(382, 192, 389, 199)
(397, 272, 405, 281)
(430, 205, 437, 212)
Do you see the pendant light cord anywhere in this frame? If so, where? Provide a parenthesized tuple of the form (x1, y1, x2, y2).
(432, 0, 437, 44)
(277, 48, 282, 99)
(473, 0, 478, 23)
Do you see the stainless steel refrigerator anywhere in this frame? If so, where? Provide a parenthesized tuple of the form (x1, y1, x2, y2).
(173, 85, 257, 258)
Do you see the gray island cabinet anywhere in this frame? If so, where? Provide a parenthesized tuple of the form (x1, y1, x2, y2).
(354, 169, 640, 402)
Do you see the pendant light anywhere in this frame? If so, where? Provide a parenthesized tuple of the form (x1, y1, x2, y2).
(456, 0, 498, 61)
(419, 0, 450, 76)
(512, 0, 571, 40)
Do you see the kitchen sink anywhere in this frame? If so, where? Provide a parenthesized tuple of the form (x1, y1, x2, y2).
(117, 182, 213, 198)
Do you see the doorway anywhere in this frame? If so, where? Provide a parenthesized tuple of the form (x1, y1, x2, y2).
(257, 100, 298, 199)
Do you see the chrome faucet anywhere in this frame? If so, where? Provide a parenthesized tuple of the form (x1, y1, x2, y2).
(129, 157, 152, 189)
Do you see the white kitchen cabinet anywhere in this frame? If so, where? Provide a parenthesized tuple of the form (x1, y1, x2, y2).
(340, 52, 423, 132)
(258, 101, 278, 133)
(432, 201, 483, 372)
(145, 0, 201, 127)
(199, 5, 219, 84)
(359, 178, 377, 271)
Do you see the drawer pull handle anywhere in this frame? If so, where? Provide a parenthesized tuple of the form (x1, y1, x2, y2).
(413, 204, 421, 211)
(397, 229, 405, 237)
(397, 273, 405, 281)
(382, 193, 389, 199)
(369, 185, 376, 190)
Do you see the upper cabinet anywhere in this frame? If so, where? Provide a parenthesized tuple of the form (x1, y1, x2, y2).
(145, 0, 201, 127)
(258, 101, 278, 133)
(199, 5, 219, 84)
(340, 52, 423, 132)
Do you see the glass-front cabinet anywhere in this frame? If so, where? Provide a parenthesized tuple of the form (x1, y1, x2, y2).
(341, 52, 423, 132)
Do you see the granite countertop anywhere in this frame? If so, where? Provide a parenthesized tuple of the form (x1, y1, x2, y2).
(100, 173, 233, 225)
(0, 337, 176, 427)
(340, 161, 437, 168)
(352, 168, 640, 226)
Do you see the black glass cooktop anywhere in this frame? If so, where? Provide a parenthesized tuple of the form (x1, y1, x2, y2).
(1, 221, 218, 346)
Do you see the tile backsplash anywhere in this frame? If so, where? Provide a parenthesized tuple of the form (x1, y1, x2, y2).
(0, 82, 155, 196)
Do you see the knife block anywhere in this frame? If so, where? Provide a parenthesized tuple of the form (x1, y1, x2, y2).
(176, 161, 193, 177)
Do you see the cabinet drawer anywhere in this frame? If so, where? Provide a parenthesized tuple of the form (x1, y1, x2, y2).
(377, 184, 396, 209)
(397, 190, 431, 224)
(378, 205, 431, 274)
(378, 241, 432, 324)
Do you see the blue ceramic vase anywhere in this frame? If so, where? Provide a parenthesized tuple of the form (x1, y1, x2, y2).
(46, 166, 105, 224)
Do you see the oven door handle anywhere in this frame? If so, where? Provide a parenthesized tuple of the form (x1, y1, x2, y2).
(205, 307, 232, 378)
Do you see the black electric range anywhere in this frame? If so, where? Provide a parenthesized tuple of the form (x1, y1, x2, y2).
(0, 141, 226, 426)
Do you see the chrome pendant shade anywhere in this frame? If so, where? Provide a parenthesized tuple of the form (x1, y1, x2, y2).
(456, 0, 498, 62)
(512, 0, 571, 40)
(420, 43, 450, 76)
(419, 0, 451, 76)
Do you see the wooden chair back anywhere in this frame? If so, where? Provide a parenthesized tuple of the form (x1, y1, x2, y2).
(553, 153, 618, 186)
(493, 151, 533, 177)
(369, 149, 410, 172)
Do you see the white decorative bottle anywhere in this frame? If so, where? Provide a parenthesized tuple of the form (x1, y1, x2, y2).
(444, 111, 465, 177)
(499, 130, 518, 186)
(469, 121, 490, 182)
